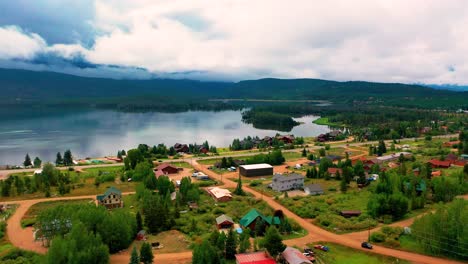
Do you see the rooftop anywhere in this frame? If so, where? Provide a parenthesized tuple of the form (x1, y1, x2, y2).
(282, 247, 312, 264)
(207, 187, 232, 199)
(272, 173, 304, 182)
(235, 251, 276, 264)
(240, 163, 273, 170)
(216, 214, 234, 225)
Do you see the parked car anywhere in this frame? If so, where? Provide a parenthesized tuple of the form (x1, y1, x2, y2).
(361, 242, 373, 249)
(303, 248, 314, 255)
(314, 244, 329, 252)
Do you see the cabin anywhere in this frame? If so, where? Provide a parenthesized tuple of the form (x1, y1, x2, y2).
(340, 210, 361, 218)
(97, 187, 123, 209)
(235, 251, 276, 264)
(304, 184, 324, 195)
(216, 214, 235, 229)
(156, 163, 179, 174)
(276, 135, 295, 144)
(174, 143, 189, 153)
(271, 173, 304, 192)
(239, 164, 273, 177)
(282, 247, 313, 264)
(239, 209, 280, 230)
(327, 167, 342, 177)
(207, 187, 232, 202)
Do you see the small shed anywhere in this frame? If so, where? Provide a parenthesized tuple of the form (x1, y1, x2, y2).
(136, 230, 146, 241)
(340, 210, 361, 218)
(304, 184, 324, 195)
(216, 214, 235, 229)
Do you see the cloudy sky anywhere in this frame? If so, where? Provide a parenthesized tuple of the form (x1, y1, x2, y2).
(0, 0, 467, 83)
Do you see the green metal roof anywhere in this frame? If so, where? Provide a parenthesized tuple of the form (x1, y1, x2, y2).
(239, 209, 281, 227)
(96, 186, 121, 201)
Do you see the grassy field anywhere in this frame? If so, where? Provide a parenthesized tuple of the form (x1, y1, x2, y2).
(312, 117, 343, 127)
(131, 230, 191, 254)
(309, 242, 410, 264)
(21, 199, 93, 227)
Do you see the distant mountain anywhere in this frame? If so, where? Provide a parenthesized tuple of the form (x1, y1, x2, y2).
(425, 84, 468, 92)
(0, 68, 466, 109)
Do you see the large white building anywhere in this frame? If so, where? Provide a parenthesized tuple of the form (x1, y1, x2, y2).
(271, 173, 304, 192)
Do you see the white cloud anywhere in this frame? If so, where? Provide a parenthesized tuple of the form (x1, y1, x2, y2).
(0, 26, 46, 59)
(2, 0, 468, 84)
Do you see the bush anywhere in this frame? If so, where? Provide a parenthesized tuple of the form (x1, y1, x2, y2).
(328, 187, 336, 192)
(0, 221, 6, 239)
(249, 180, 262, 187)
(370, 231, 386, 242)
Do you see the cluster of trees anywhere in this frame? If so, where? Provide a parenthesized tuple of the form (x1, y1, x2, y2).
(55, 150, 73, 166)
(36, 203, 137, 263)
(368, 140, 388, 156)
(245, 150, 285, 165)
(241, 110, 300, 132)
(411, 199, 467, 259)
(192, 226, 286, 264)
(23, 153, 41, 168)
(129, 243, 154, 264)
(230, 135, 304, 151)
(0, 163, 72, 197)
(458, 131, 468, 155)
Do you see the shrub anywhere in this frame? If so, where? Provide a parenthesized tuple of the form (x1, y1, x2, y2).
(328, 187, 336, 192)
(249, 180, 262, 187)
(370, 231, 386, 242)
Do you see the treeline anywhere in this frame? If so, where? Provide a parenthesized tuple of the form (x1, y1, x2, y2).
(0, 163, 72, 198)
(245, 150, 285, 165)
(230, 135, 304, 151)
(411, 199, 467, 259)
(241, 110, 300, 132)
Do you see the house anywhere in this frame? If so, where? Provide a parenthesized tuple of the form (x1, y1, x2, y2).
(375, 152, 412, 164)
(427, 159, 452, 168)
(461, 154, 468, 160)
(325, 155, 342, 162)
(327, 167, 342, 177)
(446, 153, 458, 161)
(96, 187, 123, 209)
(235, 251, 276, 264)
(271, 173, 304, 192)
(316, 130, 343, 142)
(239, 164, 273, 177)
(304, 184, 324, 195)
(207, 187, 232, 202)
(156, 163, 179, 174)
(340, 210, 361, 217)
(239, 209, 280, 230)
(174, 143, 189, 153)
(282, 247, 312, 264)
(136, 230, 146, 241)
(196, 172, 210, 180)
(276, 135, 295, 144)
(216, 214, 235, 229)
(443, 141, 460, 148)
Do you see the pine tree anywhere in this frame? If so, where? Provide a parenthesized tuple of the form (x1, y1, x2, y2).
(136, 211, 143, 232)
(263, 226, 286, 257)
(56, 152, 63, 166)
(234, 174, 245, 195)
(33, 157, 42, 168)
(225, 229, 237, 259)
(140, 242, 154, 264)
(23, 153, 32, 167)
(130, 246, 139, 264)
(302, 148, 307, 157)
(340, 177, 347, 193)
(63, 149, 73, 166)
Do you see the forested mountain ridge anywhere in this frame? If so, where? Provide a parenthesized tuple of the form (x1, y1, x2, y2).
(0, 68, 467, 109)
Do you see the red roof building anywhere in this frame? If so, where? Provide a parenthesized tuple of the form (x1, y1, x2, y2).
(235, 252, 276, 264)
(431, 170, 442, 177)
(443, 141, 460, 148)
(327, 167, 342, 176)
(428, 159, 452, 168)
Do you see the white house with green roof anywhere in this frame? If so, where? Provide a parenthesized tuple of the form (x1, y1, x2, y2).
(96, 187, 123, 209)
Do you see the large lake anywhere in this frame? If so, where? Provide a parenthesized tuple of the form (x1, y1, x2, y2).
(0, 109, 330, 165)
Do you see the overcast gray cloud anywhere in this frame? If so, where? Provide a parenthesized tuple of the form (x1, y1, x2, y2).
(0, 0, 468, 84)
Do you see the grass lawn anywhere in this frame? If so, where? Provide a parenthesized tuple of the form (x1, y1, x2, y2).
(308, 242, 410, 264)
(283, 151, 303, 161)
(21, 199, 93, 227)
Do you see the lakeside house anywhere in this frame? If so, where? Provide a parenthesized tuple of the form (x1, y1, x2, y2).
(207, 187, 233, 202)
(271, 173, 304, 192)
(97, 187, 123, 209)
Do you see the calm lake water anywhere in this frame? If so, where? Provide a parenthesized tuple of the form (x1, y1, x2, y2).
(0, 110, 330, 165)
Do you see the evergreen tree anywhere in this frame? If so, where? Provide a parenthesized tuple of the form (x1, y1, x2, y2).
(117, 150, 123, 159)
(56, 152, 63, 166)
(340, 177, 347, 193)
(302, 148, 307, 157)
(136, 211, 143, 231)
(33, 157, 42, 168)
(130, 246, 139, 264)
(225, 228, 237, 259)
(140, 242, 154, 264)
(23, 153, 32, 167)
(63, 149, 73, 166)
(239, 230, 251, 253)
(221, 157, 228, 168)
(263, 226, 286, 257)
(234, 174, 245, 195)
